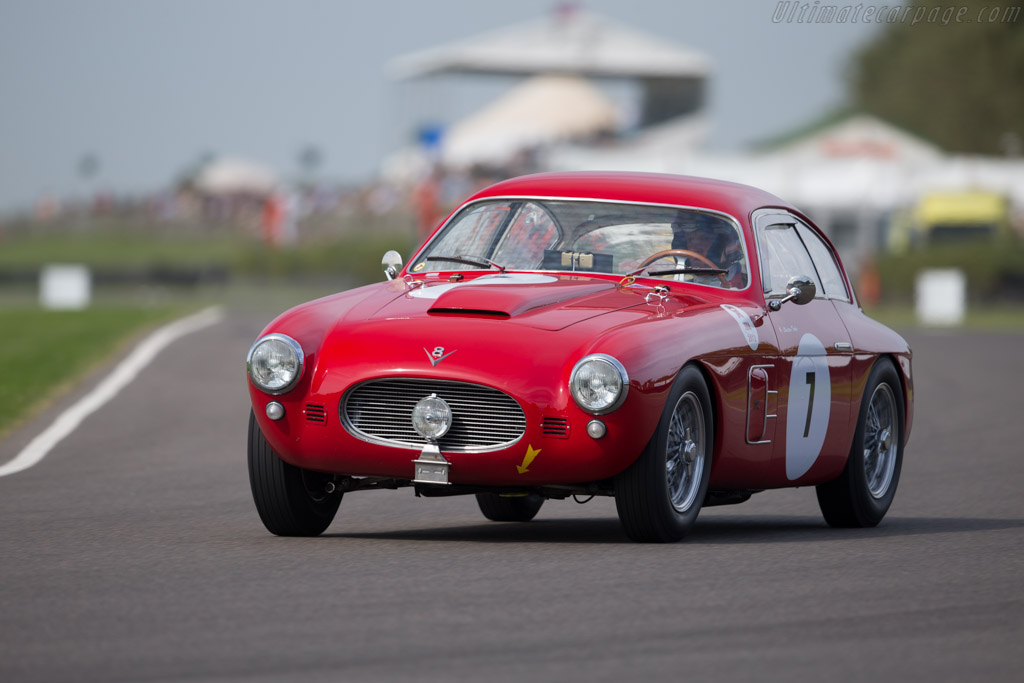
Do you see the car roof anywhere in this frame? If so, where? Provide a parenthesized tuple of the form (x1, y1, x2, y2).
(466, 171, 795, 223)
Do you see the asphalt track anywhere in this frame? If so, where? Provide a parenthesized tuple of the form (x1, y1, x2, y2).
(1, 309, 1022, 682)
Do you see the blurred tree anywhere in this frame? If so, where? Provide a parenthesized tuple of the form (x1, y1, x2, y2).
(850, 0, 1024, 155)
(298, 145, 323, 180)
(78, 153, 100, 180)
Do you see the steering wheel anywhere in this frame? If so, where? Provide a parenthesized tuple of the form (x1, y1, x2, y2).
(638, 249, 729, 287)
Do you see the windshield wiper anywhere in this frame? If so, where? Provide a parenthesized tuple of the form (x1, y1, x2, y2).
(426, 254, 506, 272)
(647, 267, 727, 277)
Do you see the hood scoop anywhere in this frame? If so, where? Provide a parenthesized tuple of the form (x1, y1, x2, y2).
(427, 307, 511, 318)
(426, 276, 614, 318)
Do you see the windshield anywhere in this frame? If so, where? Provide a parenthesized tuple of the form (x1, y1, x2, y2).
(411, 199, 749, 289)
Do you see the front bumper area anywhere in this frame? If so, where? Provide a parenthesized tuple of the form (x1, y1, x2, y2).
(249, 386, 656, 487)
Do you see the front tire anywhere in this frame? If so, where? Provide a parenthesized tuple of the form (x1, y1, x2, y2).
(816, 358, 905, 527)
(248, 411, 341, 536)
(475, 493, 544, 522)
(615, 365, 714, 542)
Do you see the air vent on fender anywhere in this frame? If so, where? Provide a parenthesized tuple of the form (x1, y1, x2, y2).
(304, 403, 328, 425)
(542, 417, 570, 439)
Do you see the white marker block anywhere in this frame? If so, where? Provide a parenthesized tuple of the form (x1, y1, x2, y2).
(40, 264, 92, 310)
(915, 268, 966, 326)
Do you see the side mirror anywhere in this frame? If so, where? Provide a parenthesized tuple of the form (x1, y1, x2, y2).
(768, 275, 816, 311)
(382, 250, 403, 281)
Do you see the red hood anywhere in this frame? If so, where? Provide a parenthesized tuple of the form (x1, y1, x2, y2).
(368, 273, 643, 331)
(262, 273, 725, 405)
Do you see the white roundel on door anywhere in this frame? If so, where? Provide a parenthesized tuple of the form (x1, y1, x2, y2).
(785, 333, 831, 480)
(720, 304, 759, 351)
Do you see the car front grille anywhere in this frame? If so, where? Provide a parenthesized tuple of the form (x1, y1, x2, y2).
(341, 378, 527, 452)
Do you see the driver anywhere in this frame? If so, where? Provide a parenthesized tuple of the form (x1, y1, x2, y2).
(669, 212, 745, 287)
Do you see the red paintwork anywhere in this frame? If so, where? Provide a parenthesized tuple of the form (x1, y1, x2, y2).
(248, 172, 913, 492)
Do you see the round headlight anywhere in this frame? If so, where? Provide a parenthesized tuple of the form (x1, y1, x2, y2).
(570, 354, 628, 414)
(247, 334, 304, 394)
(411, 394, 452, 440)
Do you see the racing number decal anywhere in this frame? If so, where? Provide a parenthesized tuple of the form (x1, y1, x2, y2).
(803, 372, 816, 438)
(785, 333, 831, 480)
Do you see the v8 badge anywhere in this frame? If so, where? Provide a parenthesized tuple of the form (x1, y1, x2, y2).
(424, 346, 457, 366)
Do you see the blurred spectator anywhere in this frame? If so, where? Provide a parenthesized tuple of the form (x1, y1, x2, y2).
(262, 191, 299, 247)
(858, 258, 882, 306)
(412, 171, 441, 237)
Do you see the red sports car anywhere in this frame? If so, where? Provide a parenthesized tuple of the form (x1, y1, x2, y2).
(246, 172, 912, 542)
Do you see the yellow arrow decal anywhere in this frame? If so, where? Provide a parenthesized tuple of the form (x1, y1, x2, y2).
(516, 445, 541, 474)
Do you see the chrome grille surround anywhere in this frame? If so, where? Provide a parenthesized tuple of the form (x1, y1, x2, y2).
(341, 378, 527, 452)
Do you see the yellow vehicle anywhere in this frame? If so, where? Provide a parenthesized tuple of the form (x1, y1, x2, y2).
(889, 191, 1010, 252)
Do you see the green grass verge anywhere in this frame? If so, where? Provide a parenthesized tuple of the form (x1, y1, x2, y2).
(863, 304, 1024, 332)
(0, 214, 419, 285)
(233, 234, 418, 284)
(0, 306, 185, 438)
(876, 240, 1024, 303)
(0, 234, 241, 270)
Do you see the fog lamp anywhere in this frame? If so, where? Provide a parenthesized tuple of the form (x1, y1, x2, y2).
(411, 394, 452, 440)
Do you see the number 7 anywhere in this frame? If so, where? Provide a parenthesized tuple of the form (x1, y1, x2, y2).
(803, 371, 816, 438)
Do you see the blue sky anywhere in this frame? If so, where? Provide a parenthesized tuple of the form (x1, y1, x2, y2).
(0, 0, 879, 213)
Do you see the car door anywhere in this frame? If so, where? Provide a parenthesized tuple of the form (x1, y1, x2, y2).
(753, 210, 855, 486)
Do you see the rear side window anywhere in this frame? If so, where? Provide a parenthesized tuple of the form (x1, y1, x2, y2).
(796, 223, 850, 301)
(758, 223, 821, 297)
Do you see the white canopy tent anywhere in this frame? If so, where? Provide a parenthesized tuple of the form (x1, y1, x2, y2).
(389, 7, 710, 130)
(545, 114, 1024, 268)
(192, 157, 278, 195)
(441, 74, 620, 168)
(388, 8, 709, 80)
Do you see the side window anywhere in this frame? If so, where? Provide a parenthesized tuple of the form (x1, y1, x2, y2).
(795, 222, 850, 302)
(758, 223, 821, 297)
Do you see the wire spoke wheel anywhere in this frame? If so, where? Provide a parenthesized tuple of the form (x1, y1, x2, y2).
(615, 365, 713, 542)
(666, 392, 705, 513)
(864, 383, 897, 498)
(815, 359, 904, 528)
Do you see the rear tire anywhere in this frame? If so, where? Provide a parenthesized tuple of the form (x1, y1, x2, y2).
(816, 358, 904, 527)
(248, 411, 341, 536)
(475, 493, 544, 522)
(614, 365, 713, 542)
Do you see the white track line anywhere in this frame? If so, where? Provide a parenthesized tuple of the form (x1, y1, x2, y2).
(0, 306, 225, 478)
